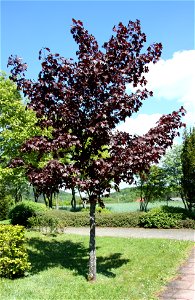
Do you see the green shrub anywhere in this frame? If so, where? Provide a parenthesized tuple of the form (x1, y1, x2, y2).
(139, 206, 195, 229)
(28, 210, 63, 233)
(28, 210, 89, 231)
(27, 206, 195, 230)
(9, 201, 47, 227)
(28, 209, 142, 230)
(0, 225, 31, 278)
(178, 218, 195, 229)
(96, 212, 142, 227)
(0, 195, 13, 221)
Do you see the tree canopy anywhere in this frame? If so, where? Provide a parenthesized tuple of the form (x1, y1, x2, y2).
(0, 73, 38, 202)
(137, 165, 166, 212)
(161, 144, 183, 198)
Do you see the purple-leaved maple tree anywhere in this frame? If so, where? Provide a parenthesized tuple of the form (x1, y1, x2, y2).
(8, 19, 185, 281)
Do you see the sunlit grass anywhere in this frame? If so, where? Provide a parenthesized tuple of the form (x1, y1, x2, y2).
(105, 200, 184, 212)
(60, 200, 184, 213)
(0, 231, 193, 300)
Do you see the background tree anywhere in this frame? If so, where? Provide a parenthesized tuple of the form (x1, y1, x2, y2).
(0, 72, 36, 202)
(8, 19, 185, 281)
(161, 144, 183, 200)
(137, 165, 166, 211)
(0, 72, 56, 204)
(181, 127, 195, 211)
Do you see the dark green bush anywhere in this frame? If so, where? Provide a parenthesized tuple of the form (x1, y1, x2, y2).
(9, 201, 47, 227)
(178, 218, 195, 229)
(0, 225, 31, 278)
(139, 206, 195, 229)
(160, 206, 195, 218)
(0, 195, 13, 221)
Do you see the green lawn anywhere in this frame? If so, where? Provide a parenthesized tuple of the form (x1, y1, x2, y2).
(0, 231, 194, 300)
(105, 200, 184, 212)
(60, 200, 184, 213)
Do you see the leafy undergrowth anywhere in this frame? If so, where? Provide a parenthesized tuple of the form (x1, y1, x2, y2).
(0, 231, 193, 300)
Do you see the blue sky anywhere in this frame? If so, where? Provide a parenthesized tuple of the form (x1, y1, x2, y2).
(1, 0, 195, 135)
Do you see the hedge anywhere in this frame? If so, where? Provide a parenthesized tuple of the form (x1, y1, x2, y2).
(0, 225, 31, 278)
(28, 206, 195, 231)
(28, 209, 144, 231)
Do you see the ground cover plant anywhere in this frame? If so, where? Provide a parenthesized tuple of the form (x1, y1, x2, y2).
(0, 231, 193, 300)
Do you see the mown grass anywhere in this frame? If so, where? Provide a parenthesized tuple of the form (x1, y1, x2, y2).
(61, 200, 184, 213)
(106, 201, 185, 213)
(0, 231, 194, 300)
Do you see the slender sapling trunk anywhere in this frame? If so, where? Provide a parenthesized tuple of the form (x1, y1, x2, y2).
(88, 197, 96, 281)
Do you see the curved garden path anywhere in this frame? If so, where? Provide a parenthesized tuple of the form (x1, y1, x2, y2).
(64, 227, 195, 241)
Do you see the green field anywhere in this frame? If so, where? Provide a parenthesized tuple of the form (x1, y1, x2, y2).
(105, 200, 184, 212)
(0, 231, 193, 300)
(60, 200, 184, 213)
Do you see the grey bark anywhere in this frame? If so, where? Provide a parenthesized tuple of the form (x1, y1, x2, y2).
(88, 200, 96, 281)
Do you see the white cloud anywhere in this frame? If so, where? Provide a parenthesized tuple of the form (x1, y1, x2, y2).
(141, 50, 195, 126)
(117, 113, 162, 135)
(122, 50, 195, 135)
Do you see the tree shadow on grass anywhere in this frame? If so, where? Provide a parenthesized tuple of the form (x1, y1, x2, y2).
(97, 253, 129, 278)
(27, 237, 129, 279)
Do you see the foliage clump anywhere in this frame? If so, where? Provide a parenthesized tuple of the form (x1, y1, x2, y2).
(139, 206, 195, 228)
(9, 201, 47, 227)
(0, 225, 31, 278)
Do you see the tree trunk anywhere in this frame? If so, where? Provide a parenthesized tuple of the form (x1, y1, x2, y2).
(88, 199, 96, 281)
(48, 192, 53, 209)
(43, 193, 48, 207)
(55, 193, 59, 210)
(33, 187, 39, 202)
(71, 187, 76, 210)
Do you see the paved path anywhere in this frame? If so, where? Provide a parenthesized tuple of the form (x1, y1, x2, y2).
(64, 227, 195, 300)
(159, 246, 195, 300)
(64, 227, 195, 241)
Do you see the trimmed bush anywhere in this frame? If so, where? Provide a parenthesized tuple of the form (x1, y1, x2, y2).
(0, 195, 13, 221)
(28, 209, 143, 230)
(9, 201, 47, 227)
(96, 212, 142, 227)
(28, 211, 63, 233)
(27, 206, 195, 231)
(139, 206, 195, 229)
(0, 225, 31, 278)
